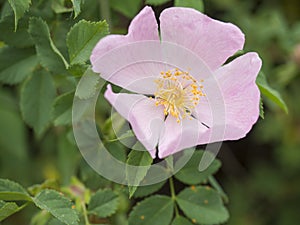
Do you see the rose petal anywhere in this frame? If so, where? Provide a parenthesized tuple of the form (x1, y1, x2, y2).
(91, 6, 159, 64)
(160, 7, 245, 70)
(214, 52, 262, 140)
(158, 116, 208, 158)
(104, 84, 165, 158)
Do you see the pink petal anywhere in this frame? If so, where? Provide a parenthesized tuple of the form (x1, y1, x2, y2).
(214, 52, 262, 140)
(158, 116, 208, 158)
(159, 7, 245, 70)
(91, 6, 159, 64)
(91, 40, 214, 95)
(104, 84, 165, 158)
(90, 6, 163, 94)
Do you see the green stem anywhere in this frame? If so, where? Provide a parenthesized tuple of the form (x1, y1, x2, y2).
(169, 177, 179, 217)
(81, 201, 91, 225)
(99, 0, 112, 28)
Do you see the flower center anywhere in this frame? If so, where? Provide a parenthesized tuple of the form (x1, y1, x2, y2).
(154, 68, 205, 123)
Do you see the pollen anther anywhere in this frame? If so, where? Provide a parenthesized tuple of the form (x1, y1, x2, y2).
(154, 69, 204, 122)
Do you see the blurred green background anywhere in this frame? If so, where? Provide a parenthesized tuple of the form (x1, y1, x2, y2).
(0, 0, 300, 224)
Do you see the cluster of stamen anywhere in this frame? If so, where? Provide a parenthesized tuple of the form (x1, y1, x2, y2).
(153, 68, 205, 123)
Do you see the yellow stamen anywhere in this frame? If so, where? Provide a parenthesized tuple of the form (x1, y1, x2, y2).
(153, 68, 204, 122)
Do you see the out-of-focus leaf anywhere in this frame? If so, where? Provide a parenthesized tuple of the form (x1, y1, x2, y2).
(53, 91, 74, 126)
(0, 47, 37, 85)
(0, 201, 27, 222)
(145, 0, 171, 5)
(176, 186, 229, 225)
(71, 0, 81, 18)
(20, 70, 56, 136)
(7, 0, 31, 30)
(128, 195, 173, 225)
(126, 144, 153, 198)
(0, 89, 28, 159)
(67, 20, 108, 65)
(0, 14, 33, 47)
(174, 0, 204, 12)
(33, 189, 79, 225)
(175, 151, 221, 185)
(28, 17, 69, 74)
(171, 216, 194, 225)
(74, 68, 100, 99)
(0, 179, 31, 201)
(51, 0, 72, 14)
(110, 0, 143, 18)
(88, 189, 119, 218)
(256, 72, 288, 113)
(57, 136, 79, 185)
(28, 179, 59, 196)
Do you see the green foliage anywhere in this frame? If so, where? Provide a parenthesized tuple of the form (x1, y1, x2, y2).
(88, 189, 119, 217)
(71, 0, 82, 18)
(33, 189, 79, 225)
(110, 0, 143, 18)
(53, 91, 74, 126)
(7, 0, 31, 30)
(256, 72, 288, 113)
(176, 186, 229, 225)
(174, 0, 204, 12)
(128, 195, 174, 225)
(0, 47, 37, 85)
(20, 70, 56, 136)
(28, 17, 69, 74)
(171, 216, 194, 225)
(0, 179, 31, 201)
(0, 201, 26, 222)
(0, 14, 33, 47)
(133, 181, 166, 198)
(175, 150, 221, 185)
(126, 145, 153, 198)
(67, 20, 108, 65)
(74, 68, 100, 99)
(145, 0, 171, 6)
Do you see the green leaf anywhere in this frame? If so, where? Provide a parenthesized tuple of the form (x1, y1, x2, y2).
(128, 195, 174, 225)
(0, 179, 31, 201)
(67, 20, 108, 65)
(256, 71, 288, 113)
(0, 14, 33, 47)
(28, 17, 69, 74)
(88, 189, 119, 218)
(259, 98, 264, 119)
(7, 0, 31, 30)
(208, 176, 229, 204)
(71, 0, 81, 18)
(0, 47, 38, 85)
(126, 144, 153, 198)
(174, 151, 221, 185)
(51, 0, 73, 14)
(174, 0, 204, 12)
(74, 68, 100, 99)
(110, 0, 143, 18)
(20, 70, 56, 136)
(47, 218, 66, 225)
(133, 181, 166, 198)
(171, 216, 194, 225)
(0, 201, 27, 222)
(176, 186, 229, 225)
(33, 189, 79, 225)
(145, 0, 171, 6)
(53, 91, 74, 126)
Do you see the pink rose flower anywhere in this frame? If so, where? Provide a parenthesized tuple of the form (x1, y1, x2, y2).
(91, 6, 262, 158)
